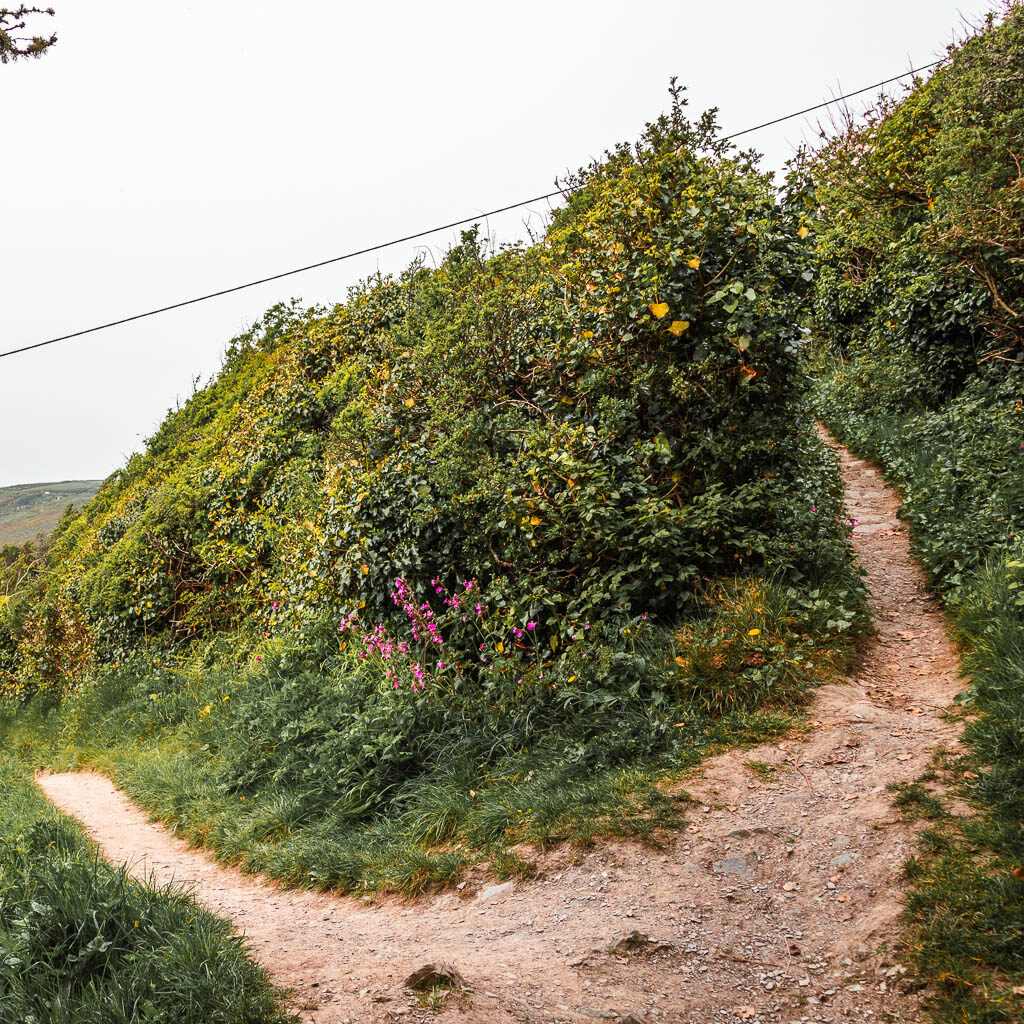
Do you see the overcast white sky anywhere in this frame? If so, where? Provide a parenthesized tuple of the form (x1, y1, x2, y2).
(0, 0, 997, 487)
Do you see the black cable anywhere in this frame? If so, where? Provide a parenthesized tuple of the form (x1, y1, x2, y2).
(723, 59, 942, 141)
(0, 192, 565, 361)
(0, 58, 943, 362)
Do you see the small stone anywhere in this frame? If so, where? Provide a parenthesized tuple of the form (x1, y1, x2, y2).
(831, 852, 857, 868)
(612, 931, 673, 955)
(403, 961, 467, 991)
(580, 1008, 617, 1019)
(716, 857, 749, 875)
(475, 881, 514, 903)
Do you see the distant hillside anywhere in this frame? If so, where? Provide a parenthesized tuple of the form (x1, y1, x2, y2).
(0, 480, 102, 547)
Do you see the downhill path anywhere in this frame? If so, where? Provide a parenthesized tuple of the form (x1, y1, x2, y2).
(38, 438, 963, 1024)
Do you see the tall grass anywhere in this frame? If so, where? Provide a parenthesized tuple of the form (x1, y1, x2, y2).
(0, 756, 293, 1024)
(1, 565, 865, 898)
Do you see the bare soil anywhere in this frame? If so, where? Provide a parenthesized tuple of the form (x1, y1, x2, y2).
(37, 438, 964, 1024)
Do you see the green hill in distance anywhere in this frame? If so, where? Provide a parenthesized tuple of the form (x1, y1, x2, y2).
(0, 480, 103, 547)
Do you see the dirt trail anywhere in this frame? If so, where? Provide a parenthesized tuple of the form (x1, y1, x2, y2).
(37, 439, 964, 1024)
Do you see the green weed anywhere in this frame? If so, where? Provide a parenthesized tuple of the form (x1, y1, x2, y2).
(744, 759, 778, 781)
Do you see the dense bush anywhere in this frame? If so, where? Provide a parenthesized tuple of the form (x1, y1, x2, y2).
(809, 2, 1024, 411)
(1, 90, 852, 702)
(0, 91, 868, 891)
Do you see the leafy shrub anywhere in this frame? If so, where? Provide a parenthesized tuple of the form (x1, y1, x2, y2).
(2, 89, 844, 703)
(808, 3, 1024, 410)
(0, 90, 867, 894)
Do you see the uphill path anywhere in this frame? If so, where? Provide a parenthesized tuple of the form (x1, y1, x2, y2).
(37, 437, 964, 1024)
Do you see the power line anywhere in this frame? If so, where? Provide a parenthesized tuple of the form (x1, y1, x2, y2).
(724, 59, 942, 141)
(1, 58, 943, 362)
(0, 193, 564, 361)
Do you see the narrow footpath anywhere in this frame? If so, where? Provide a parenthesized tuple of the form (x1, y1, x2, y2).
(37, 439, 964, 1024)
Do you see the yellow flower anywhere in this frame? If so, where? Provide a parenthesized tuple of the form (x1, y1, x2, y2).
(748, 628, 761, 636)
(687, 256, 701, 269)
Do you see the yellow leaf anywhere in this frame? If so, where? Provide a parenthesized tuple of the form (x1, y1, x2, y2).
(496, 641, 504, 652)
(529, 516, 541, 526)
(582, 330, 594, 338)
(404, 397, 415, 408)
(567, 675, 576, 683)
(748, 628, 761, 636)
(667, 320, 690, 336)
(649, 302, 669, 319)
(687, 256, 701, 269)
(797, 225, 809, 239)
(675, 655, 686, 666)
(360, 563, 369, 574)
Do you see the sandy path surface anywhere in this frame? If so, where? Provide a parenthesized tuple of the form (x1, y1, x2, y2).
(37, 439, 963, 1024)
